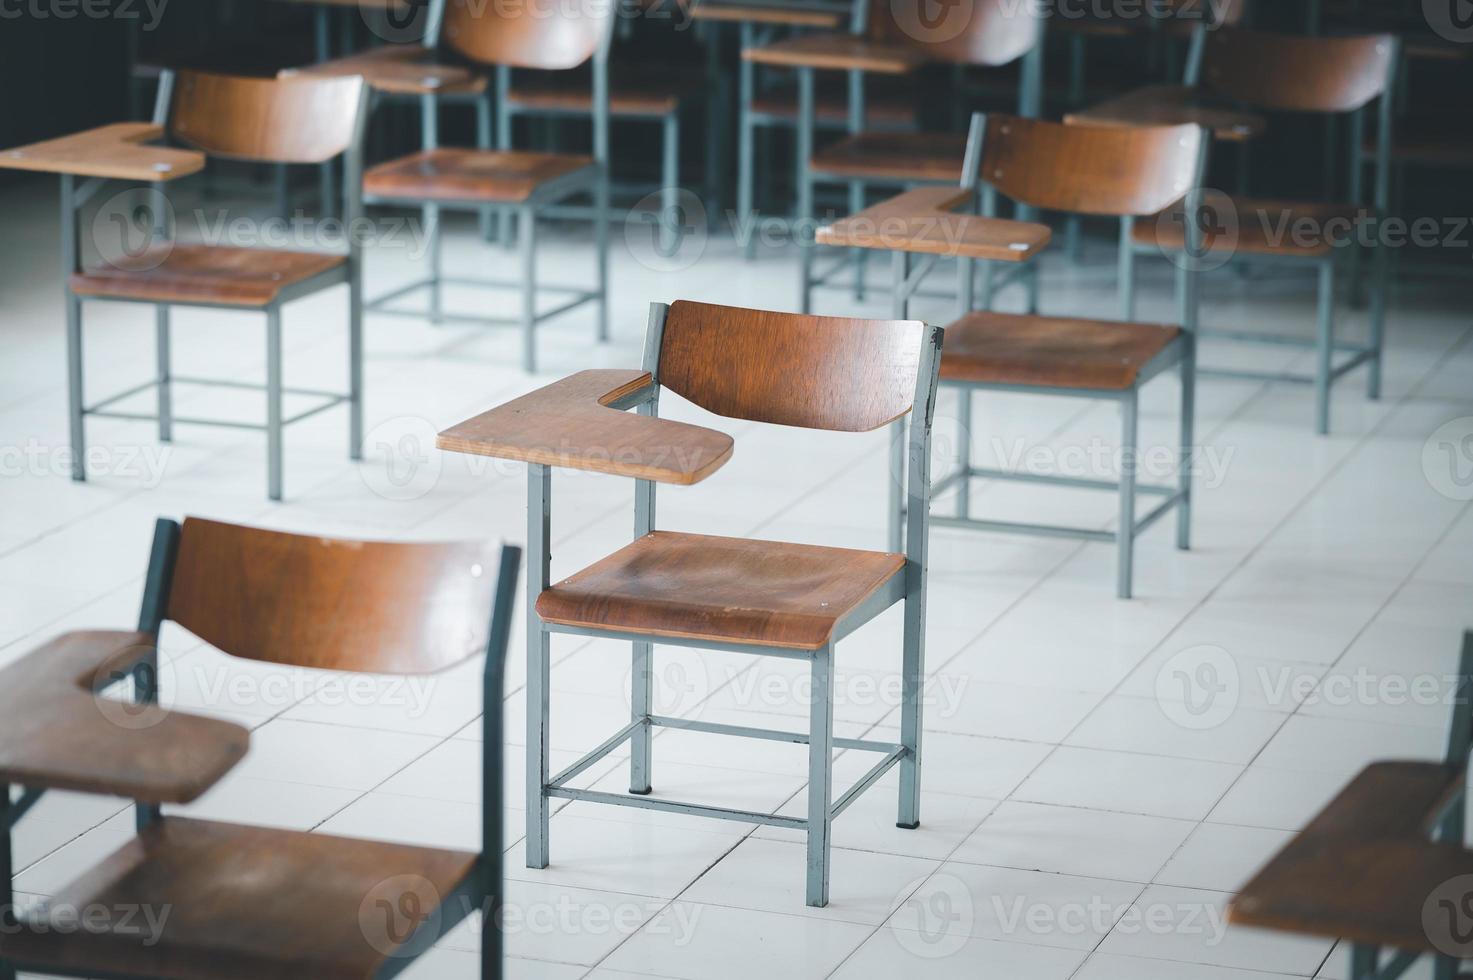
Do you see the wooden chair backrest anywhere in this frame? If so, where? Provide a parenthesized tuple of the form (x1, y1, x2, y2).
(440, 0, 613, 69)
(166, 518, 504, 674)
(1202, 28, 1396, 113)
(980, 115, 1203, 217)
(168, 71, 364, 164)
(658, 300, 926, 433)
(868, 0, 1041, 66)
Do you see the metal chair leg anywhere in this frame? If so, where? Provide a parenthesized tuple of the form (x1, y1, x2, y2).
(1314, 259, 1335, 435)
(520, 203, 538, 373)
(65, 290, 85, 481)
(348, 269, 363, 461)
(1117, 392, 1138, 599)
(630, 640, 653, 794)
(849, 180, 866, 300)
(888, 417, 905, 553)
(796, 68, 815, 315)
(738, 26, 757, 261)
(1177, 342, 1195, 550)
(1349, 944, 1379, 980)
(660, 113, 680, 259)
(956, 387, 972, 520)
(595, 174, 610, 343)
(266, 307, 284, 502)
(1434, 954, 1458, 980)
(526, 464, 552, 869)
(1368, 222, 1389, 400)
(155, 305, 172, 443)
(427, 202, 443, 324)
(805, 642, 834, 908)
(477, 92, 496, 241)
(897, 569, 924, 830)
(274, 164, 290, 220)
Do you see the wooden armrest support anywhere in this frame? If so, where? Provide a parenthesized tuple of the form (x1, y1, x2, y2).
(282, 46, 483, 95)
(1065, 85, 1265, 142)
(692, 2, 843, 27)
(0, 631, 248, 803)
(437, 369, 734, 485)
(818, 187, 1052, 261)
(0, 123, 205, 182)
(742, 33, 926, 74)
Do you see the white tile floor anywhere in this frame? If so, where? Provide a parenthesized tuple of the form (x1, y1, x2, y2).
(1, 172, 1471, 980)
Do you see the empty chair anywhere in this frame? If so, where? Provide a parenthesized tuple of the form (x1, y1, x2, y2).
(0, 71, 370, 501)
(0, 517, 521, 980)
(818, 113, 1208, 597)
(435, 299, 944, 907)
(360, 0, 615, 372)
(1230, 631, 1473, 980)
(745, 0, 1045, 311)
(1088, 26, 1400, 434)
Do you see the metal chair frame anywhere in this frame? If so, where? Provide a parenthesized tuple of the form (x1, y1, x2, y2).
(360, 0, 612, 373)
(524, 301, 943, 908)
(793, 30, 1045, 311)
(0, 519, 522, 980)
(61, 71, 370, 502)
(1133, 26, 1402, 435)
(883, 114, 1209, 598)
(1338, 631, 1473, 980)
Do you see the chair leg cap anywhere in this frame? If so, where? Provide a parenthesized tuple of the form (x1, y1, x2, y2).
(896, 821, 919, 830)
(629, 787, 653, 796)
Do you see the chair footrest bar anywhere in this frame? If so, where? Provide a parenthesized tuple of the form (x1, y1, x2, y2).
(546, 786, 808, 829)
(963, 467, 1178, 496)
(830, 746, 905, 820)
(649, 714, 902, 754)
(1133, 491, 1187, 535)
(1200, 327, 1371, 352)
(1200, 360, 1370, 385)
(930, 514, 1116, 542)
(548, 718, 644, 790)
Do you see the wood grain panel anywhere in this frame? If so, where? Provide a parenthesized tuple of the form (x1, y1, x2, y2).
(1229, 761, 1468, 951)
(282, 45, 486, 95)
(436, 369, 733, 484)
(170, 71, 365, 164)
(70, 244, 345, 307)
(1065, 84, 1265, 141)
(1203, 29, 1395, 113)
(0, 631, 248, 802)
(940, 311, 1180, 389)
(741, 32, 925, 73)
(166, 518, 505, 674)
(0, 123, 204, 182)
(536, 531, 906, 649)
(981, 114, 1203, 217)
(0, 817, 479, 980)
(811, 131, 968, 182)
(817, 186, 1050, 261)
(869, 0, 1041, 67)
(442, 0, 613, 70)
(363, 148, 595, 204)
(658, 300, 926, 433)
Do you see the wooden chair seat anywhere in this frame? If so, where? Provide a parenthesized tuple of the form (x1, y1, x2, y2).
(1230, 761, 1467, 950)
(750, 81, 917, 127)
(1134, 197, 1359, 258)
(0, 816, 480, 980)
(535, 530, 906, 650)
(69, 244, 346, 308)
(810, 131, 969, 182)
(1065, 84, 1266, 141)
(363, 148, 596, 203)
(940, 310, 1181, 390)
(507, 64, 702, 116)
